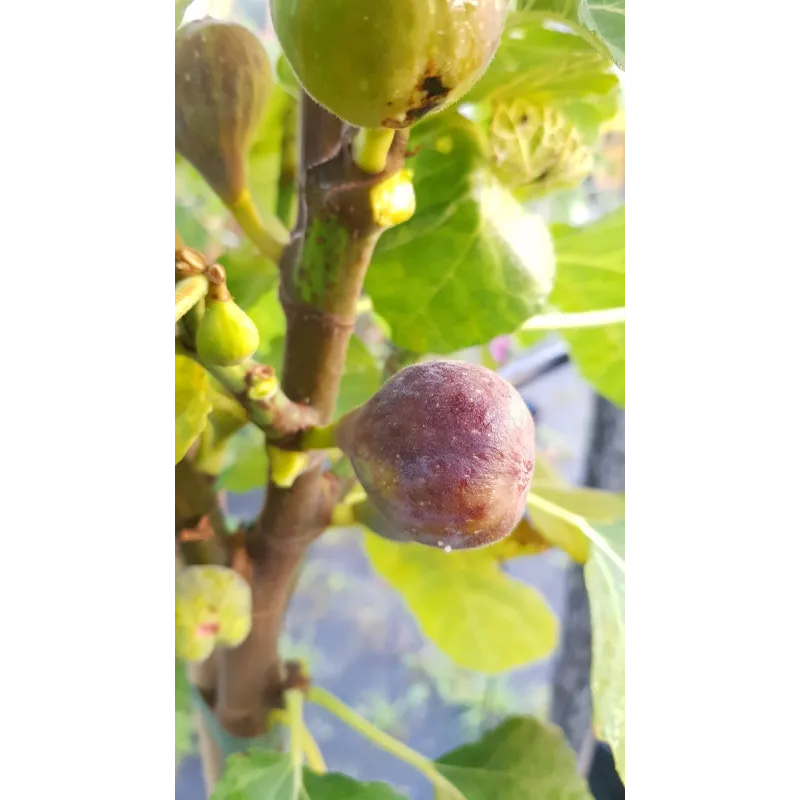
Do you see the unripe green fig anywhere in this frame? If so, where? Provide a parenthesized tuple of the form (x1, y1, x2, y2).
(335, 360, 535, 550)
(271, 0, 509, 129)
(175, 18, 272, 204)
(490, 100, 593, 197)
(175, 566, 252, 664)
(195, 289, 259, 366)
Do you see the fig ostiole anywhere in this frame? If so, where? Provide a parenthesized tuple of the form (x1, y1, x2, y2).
(175, 18, 288, 262)
(195, 279, 260, 367)
(175, 566, 252, 664)
(332, 360, 535, 551)
(271, 0, 510, 130)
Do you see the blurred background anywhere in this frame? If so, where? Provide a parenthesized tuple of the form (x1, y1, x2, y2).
(176, 2, 625, 797)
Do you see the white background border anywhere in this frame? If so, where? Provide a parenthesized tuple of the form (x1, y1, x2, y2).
(1, 0, 799, 797)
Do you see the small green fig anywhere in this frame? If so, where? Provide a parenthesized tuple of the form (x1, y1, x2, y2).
(335, 360, 535, 550)
(195, 286, 259, 366)
(175, 18, 272, 205)
(271, 0, 509, 129)
(175, 566, 252, 664)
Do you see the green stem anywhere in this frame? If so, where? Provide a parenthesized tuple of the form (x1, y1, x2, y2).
(181, 351, 319, 439)
(175, 275, 209, 323)
(301, 723, 326, 774)
(228, 190, 291, 264)
(307, 686, 466, 800)
(520, 306, 625, 331)
(526, 491, 624, 570)
(352, 128, 396, 174)
(269, 707, 327, 774)
(277, 182, 298, 231)
(286, 689, 305, 798)
(298, 422, 338, 451)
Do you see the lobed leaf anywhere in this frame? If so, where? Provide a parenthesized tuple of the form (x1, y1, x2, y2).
(436, 716, 592, 799)
(585, 519, 625, 781)
(465, 11, 618, 109)
(580, 0, 625, 70)
(367, 118, 555, 354)
(217, 425, 268, 494)
(212, 750, 406, 800)
(175, 355, 212, 464)
(511, 3, 625, 71)
(363, 534, 558, 673)
(548, 206, 625, 406)
(334, 336, 382, 421)
(530, 483, 624, 522)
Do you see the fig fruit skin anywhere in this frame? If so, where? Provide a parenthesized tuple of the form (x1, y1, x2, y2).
(271, 0, 509, 129)
(195, 296, 260, 367)
(336, 360, 535, 550)
(175, 566, 252, 664)
(175, 18, 272, 204)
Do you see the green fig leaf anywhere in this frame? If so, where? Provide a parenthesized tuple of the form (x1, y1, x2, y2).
(561, 321, 624, 407)
(585, 519, 625, 781)
(249, 86, 295, 222)
(548, 206, 625, 406)
(245, 289, 285, 357)
(275, 53, 301, 98)
(464, 11, 618, 117)
(217, 425, 268, 494)
(529, 484, 625, 522)
(580, 0, 625, 70)
(175, 155, 228, 252)
(533, 450, 569, 485)
(175, 660, 194, 767)
(335, 337, 382, 420)
(175, 0, 193, 30)
(481, 513, 553, 562)
(511, 2, 625, 71)
(175, 355, 212, 464)
(211, 749, 406, 800)
(363, 534, 558, 673)
(435, 716, 592, 799)
(549, 207, 625, 311)
(175, 203, 210, 253)
(525, 494, 591, 564)
(367, 118, 555, 354)
(219, 243, 280, 310)
(515, 0, 580, 12)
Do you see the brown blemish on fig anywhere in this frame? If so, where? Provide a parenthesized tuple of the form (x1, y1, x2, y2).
(382, 66, 452, 127)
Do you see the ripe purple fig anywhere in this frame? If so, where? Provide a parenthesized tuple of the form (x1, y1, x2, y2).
(335, 360, 535, 550)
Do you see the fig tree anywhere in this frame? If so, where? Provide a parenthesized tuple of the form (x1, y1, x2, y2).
(271, 0, 510, 130)
(334, 360, 535, 550)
